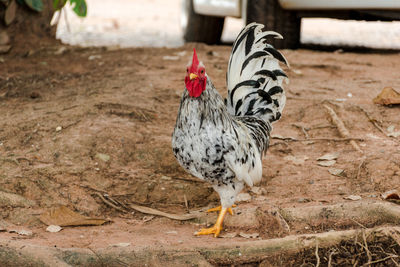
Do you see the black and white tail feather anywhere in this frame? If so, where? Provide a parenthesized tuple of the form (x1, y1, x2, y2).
(226, 23, 289, 124)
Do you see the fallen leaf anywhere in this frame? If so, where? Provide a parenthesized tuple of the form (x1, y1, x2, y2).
(0, 45, 11, 54)
(284, 155, 309, 165)
(9, 229, 33, 236)
(5, 0, 17, 26)
(142, 215, 155, 222)
(0, 31, 9, 46)
(96, 153, 110, 162)
(46, 225, 62, 233)
(344, 195, 362, 201)
(328, 168, 344, 176)
(239, 232, 259, 239)
(381, 190, 400, 200)
(317, 160, 336, 167)
(317, 152, 339, 161)
(40, 206, 108, 226)
(373, 87, 400, 105)
(220, 232, 237, 238)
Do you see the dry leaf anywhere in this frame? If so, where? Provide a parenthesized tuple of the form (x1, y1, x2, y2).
(317, 152, 339, 161)
(239, 232, 259, 239)
(284, 155, 309, 165)
(328, 168, 344, 176)
(40, 206, 108, 226)
(5, 0, 17, 26)
(220, 232, 237, 238)
(373, 87, 400, 105)
(381, 190, 400, 200)
(344, 195, 362, 201)
(317, 160, 336, 167)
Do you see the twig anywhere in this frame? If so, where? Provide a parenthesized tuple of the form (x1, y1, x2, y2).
(350, 218, 366, 228)
(356, 158, 366, 180)
(323, 104, 363, 153)
(362, 230, 372, 266)
(328, 250, 337, 267)
(271, 136, 364, 142)
(362, 255, 399, 266)
(292, 123, 309, 139)
(184, 194, 189, 213)
(95, 192, 128, 213)
(315, 240, 320, 267)
(355, 105, 387, 136)
(130, 203, 203, 221)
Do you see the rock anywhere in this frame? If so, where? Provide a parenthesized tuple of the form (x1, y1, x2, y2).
(46, 225, 62, 233)
(0, 31, 10, 45)
(55, 126, 62, 132)
(88, 55, 102, 60)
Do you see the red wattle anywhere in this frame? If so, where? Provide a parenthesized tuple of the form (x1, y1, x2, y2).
(185, 77, 207, 98)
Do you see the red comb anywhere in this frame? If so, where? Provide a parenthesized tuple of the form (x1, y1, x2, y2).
(192, 48, 199, 69)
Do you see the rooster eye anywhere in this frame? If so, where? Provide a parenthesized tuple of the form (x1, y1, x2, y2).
(200, 69, 204, 74)
(186, 68, 189, 73)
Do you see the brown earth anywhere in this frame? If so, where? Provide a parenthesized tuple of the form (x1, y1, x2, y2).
(1, 43, 400, 264)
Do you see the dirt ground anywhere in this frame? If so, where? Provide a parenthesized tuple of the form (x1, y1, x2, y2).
(1, 43, 400, 265)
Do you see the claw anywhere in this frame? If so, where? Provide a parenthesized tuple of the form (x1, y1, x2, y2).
(195, 225, 222, 237)
(207, 205, 236, 215)
(195, 206, 234, 237)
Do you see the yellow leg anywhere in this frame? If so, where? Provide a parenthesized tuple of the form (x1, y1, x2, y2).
(207, 204, 236, 215)
(195, 207, 231, 237)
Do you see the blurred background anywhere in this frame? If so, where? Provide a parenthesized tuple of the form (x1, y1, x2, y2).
(54, 0, 400, 49)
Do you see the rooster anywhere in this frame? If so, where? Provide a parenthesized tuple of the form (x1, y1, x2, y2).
(172, 23, 289, 237)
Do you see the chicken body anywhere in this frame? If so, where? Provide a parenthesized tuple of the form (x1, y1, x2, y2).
(172, 23, 288, 237)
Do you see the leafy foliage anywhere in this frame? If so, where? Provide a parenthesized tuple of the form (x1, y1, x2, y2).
(1, 0, 87, 17)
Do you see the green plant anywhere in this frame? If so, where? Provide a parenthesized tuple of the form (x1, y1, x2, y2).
(1, 0, 87, 26)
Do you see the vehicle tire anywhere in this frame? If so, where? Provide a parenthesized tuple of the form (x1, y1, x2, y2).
(246, 0, 301, 49)
(181, 0, 225, 44)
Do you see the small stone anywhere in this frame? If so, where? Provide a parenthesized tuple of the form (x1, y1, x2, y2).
(297, 198, 311, 203)
(46, 225, 62, 233)
(55, 126, 62, 132)
(111, 242, 130, 247)
(88, 55, 102, 60)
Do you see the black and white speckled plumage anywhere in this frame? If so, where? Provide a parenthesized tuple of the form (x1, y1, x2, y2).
(172, 23, 288, 208)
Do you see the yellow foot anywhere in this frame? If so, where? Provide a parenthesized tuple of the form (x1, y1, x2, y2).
(207, 204, 236, 215)
(195, 225, 222, 237)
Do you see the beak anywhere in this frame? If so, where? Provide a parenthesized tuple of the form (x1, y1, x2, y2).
(189, 73, 198, 80)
